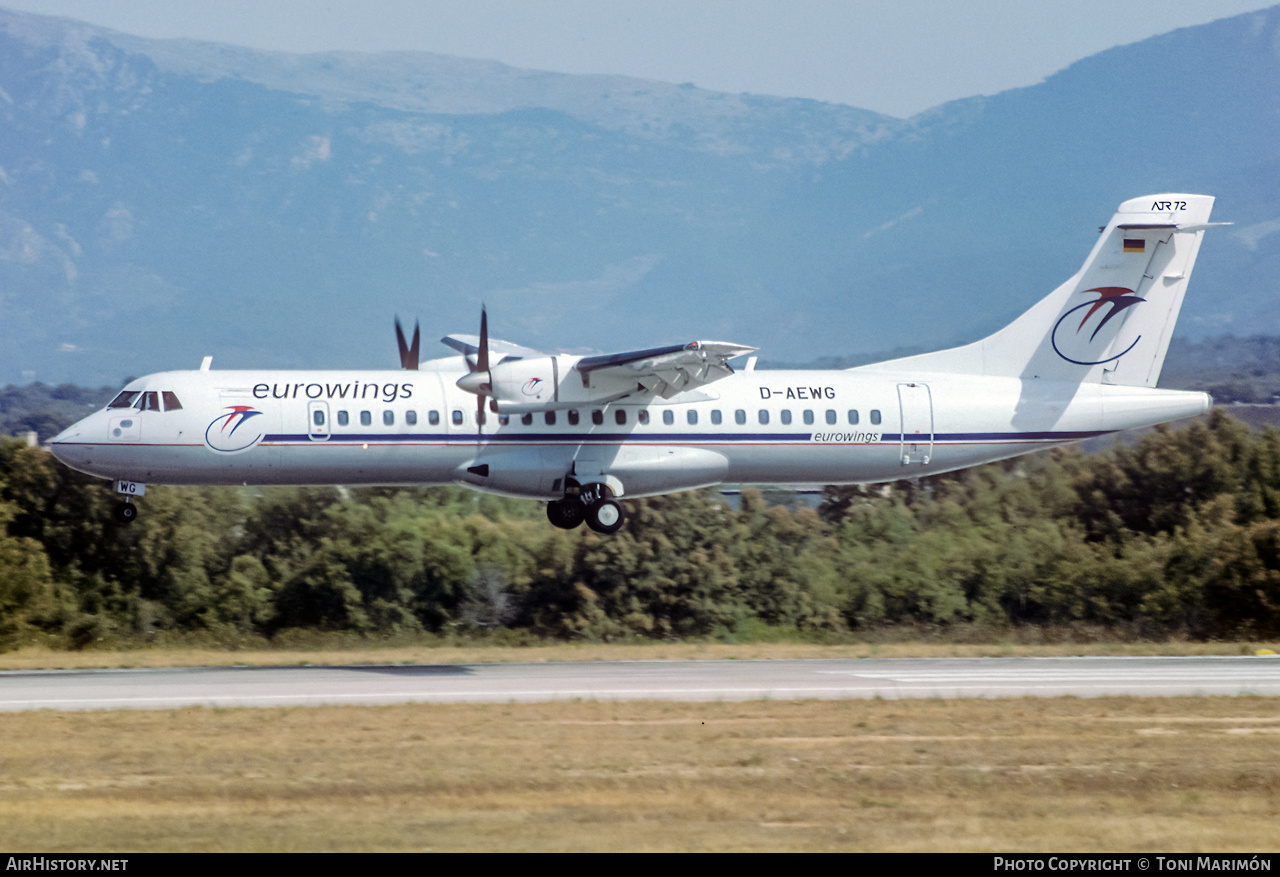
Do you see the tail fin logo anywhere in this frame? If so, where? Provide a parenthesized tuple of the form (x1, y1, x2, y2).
(205, 405, 265, 453)
(1050, 287, 1145, 366)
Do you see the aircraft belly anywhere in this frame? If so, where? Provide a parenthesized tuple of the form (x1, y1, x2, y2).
(48, 443, 182, 482)
(456, 446, 573, 499)
(456, 444, 733, 499)
(271, 442, 470, 486)
(722, 441, 902, 484)
(587, 445, 729, 498)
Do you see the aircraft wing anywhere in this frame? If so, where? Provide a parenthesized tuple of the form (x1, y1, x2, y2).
(441, 334, 545, 368)
(577, 340, 757, 398)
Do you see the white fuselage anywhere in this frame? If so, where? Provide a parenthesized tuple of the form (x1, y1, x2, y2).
(50, 363, 1211, 499)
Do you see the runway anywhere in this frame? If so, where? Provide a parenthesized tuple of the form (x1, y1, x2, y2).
(2, 656, 1279, 712)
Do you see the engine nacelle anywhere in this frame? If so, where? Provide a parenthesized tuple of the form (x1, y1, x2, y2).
(488, 356, 558, 408)
(482, 355, 649, 413)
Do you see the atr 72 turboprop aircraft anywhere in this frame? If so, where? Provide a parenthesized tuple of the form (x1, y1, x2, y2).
(51, 194, 1226, 534)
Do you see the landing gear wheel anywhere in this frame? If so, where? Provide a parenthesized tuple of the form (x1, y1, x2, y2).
(113, 501, 138, 524)
(546, 499, 585, 530)
(585, 498, 625, 535)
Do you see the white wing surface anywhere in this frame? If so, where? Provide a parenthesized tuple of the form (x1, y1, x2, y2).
(576, 341, 757, 398)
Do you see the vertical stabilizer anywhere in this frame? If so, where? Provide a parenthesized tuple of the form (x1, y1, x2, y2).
(857, 194, 1222, 387)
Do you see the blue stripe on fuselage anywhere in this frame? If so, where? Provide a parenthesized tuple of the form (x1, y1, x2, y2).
(262, 430, 1109, 444)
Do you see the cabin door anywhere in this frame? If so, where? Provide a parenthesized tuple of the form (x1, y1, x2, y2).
(897, 383, 933, 466)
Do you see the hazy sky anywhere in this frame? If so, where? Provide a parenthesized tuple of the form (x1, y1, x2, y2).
(5, 1, 1277, 116)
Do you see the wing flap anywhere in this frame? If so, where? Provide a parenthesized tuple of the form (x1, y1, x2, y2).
(577, 340, 756, 398)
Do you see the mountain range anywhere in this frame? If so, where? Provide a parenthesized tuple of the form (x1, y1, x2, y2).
(2, 6, 1279, 385)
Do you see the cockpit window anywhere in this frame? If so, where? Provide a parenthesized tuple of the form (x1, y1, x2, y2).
(108, 391, 139, 409)
(107, 389, 181, 411)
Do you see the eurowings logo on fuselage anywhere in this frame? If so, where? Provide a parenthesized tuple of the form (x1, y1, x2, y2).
(1050, 286, 1145, 366)
(205, 405, 265, 453)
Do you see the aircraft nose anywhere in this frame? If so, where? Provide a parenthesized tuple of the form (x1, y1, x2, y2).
(48, 419, 89, 466)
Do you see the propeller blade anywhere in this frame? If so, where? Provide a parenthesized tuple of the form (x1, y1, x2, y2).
(395, 317, 420, 370)
(476, 306, 489, 427)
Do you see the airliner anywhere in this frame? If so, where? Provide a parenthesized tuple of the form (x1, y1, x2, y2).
(50, 194, 1225, 534)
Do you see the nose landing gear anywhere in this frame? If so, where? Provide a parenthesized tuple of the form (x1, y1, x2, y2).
(113, 480, 145, 524)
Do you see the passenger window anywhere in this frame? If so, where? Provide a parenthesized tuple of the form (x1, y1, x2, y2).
(337, 410, 349, 427)
(313, 410, 326, 426)
(615, 410, 627, 425)
(638, 410, 650, 425)
(758, 410, 769, 425)
(383, 411, 394, 426)
(780, 410, 792, 425)
(521, 413, 533, 426)
(592, 410, 604, 426)
(429, 411, 440, 426)
(687, 410, 698, 425)
(162, 391, 183, 411)
(452, 410, 463, 426)
(711, 410, 722, 425)
(848, 409, 859, 425)
(735, 409, 746, 425)
(825, 409, 837, 425)
(361, 411, 372, 426)
(803, 410, 814, 425)
(406, 410, 417, 426)
(499, 415, 510, 426)
(568, 410, 580, 426)
(108, 391, 139, 409)
(545, 412, 556, 426)
(871, 409, 882, 425)
(663, 410, 674, 425)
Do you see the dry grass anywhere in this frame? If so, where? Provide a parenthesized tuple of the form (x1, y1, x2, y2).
(0, 638, 1272, 671)
(0, 697, 1277, 851)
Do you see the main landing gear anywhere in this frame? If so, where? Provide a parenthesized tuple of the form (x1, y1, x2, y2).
(546, 498, 586, 530)
(113, 500, 138, 524)
(547, 482, 626, 535)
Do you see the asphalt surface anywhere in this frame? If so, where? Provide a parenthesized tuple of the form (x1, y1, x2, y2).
(1, 656, 1279, 712)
